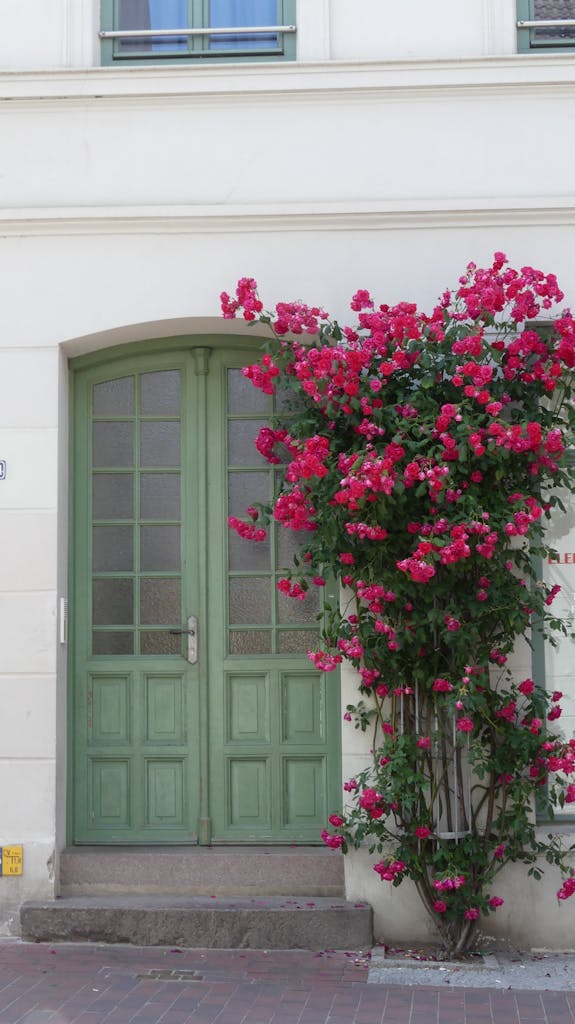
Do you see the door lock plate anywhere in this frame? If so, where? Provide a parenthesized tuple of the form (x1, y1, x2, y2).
(169, 616, 198, 664)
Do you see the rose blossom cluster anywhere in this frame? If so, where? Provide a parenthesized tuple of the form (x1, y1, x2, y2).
(227, 516, 267, 543)
(558, 874, 575, 900)
(373, 858, 407, 881)
(223, 254, 575, 942)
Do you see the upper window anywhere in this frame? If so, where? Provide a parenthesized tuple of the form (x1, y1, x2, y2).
(100, 0, 296, 65)
(517, 0, 575, 52)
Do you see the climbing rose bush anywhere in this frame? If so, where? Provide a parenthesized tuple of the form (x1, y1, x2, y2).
(221, 254, 575, 957)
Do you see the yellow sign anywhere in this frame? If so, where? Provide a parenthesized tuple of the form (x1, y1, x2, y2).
(2, 846, 23, 876)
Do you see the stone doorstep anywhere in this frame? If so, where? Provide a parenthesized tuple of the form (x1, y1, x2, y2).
(58, 846, 345, 898)
(20, 895, 373, 950)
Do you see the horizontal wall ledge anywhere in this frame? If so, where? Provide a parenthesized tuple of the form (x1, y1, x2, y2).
(1, 55, 575, 102)
(2, 198, 575, 235)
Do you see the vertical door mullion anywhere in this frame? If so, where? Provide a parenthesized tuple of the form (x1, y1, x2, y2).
(191, 348, 212, 842)
(134, 373, 141, 655)
(132, 373, 141, 834)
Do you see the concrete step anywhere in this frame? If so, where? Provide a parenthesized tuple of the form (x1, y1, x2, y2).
(59, 846, 344, 897)
(20, 895, 373, 950)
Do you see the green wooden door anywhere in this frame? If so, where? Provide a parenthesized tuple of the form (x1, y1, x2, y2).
(70, 343, 340, 845)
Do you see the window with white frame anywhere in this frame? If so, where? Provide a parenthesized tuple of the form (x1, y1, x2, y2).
(100, 0, 296, 64)
(517, 0, 575, 52)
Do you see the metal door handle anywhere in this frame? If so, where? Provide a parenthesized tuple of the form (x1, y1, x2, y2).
(169, 615, 198, 664)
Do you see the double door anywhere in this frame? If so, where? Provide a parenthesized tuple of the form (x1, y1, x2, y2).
(70, 343, 340, 844)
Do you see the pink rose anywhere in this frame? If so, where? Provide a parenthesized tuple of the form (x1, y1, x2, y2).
(464, 907, 480, 921)
(456, 717, 474, 733)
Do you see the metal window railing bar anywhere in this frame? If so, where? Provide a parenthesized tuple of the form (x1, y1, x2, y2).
(100, 25, 296, 39)
(517, 18, 575, 27)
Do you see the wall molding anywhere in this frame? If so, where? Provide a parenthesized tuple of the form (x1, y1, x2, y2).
(1, 54, 575, 103)
(2, 198, 575, 236)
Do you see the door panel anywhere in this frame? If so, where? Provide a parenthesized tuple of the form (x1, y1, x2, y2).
(283, 758, 326, 827)
(206, 352, 340, 842)
(72, 355, 199, 843)
(89, 759, 130, 829)
(70, 343, 340, 845)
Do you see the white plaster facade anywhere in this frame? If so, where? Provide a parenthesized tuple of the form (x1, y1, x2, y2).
(0, 0, 574, 945)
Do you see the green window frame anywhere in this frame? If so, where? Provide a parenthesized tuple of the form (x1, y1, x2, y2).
(517, 0, 575, 53)
(100, 0, 296, 65)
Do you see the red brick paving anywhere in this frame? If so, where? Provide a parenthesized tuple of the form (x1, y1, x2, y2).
(0, 942, 571, 1024)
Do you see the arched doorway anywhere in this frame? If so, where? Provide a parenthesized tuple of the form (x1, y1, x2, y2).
(69, 338, 340, 844)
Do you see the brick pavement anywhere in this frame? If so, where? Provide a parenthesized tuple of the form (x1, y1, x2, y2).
(0, 941, 572, 1024)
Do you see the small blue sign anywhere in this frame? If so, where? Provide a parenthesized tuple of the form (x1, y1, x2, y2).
(0, 461, 5, 481)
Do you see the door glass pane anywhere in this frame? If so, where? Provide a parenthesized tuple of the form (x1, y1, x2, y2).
(278, 629, 319, 654)
(93, 422, 133, 467)
(229, 577, 271, 624)
(227, 369, 270, 414)
(140, 526, 181, 572)
(141, 473, 181, 519)
(228, 471, 270, 571)
(93, 376, 134, 415)
(140, 370, 181, 415)
(91, 368, 184, 657)
(140, 630, 181, 655)
(229, 630, 272, 654)
(229, 533, 270, 572)
(92, 631, 134, 655)
(277, 583, 319, 625)
(140, 578, 181, 624)
(93, 526, 134, 572)
(93, 579, 134, 625)
(93, 473, 134, 520)
(275, 381, 301, 413)
(228, 471, 269, 514)
(276, 526, 301, 571)
(141, 422, 181, 467)
(225, 358, 326, 658)
(228, 420, 267, 467)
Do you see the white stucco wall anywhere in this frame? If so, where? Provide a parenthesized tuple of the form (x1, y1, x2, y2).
(0, 0, 574, 944)
(0, 350, 60, 929)
(341, 637, 575, 950)
(0, 0, 518, 70)
(344, 844, 575, 950)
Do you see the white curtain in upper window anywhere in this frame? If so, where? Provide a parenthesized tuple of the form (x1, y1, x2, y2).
(118, 0, 187, 49)
(149, 0, 187, 29)
(119, 0, 278, 50)
(210, 0, 277, 48)
(149, 0, 187, 49)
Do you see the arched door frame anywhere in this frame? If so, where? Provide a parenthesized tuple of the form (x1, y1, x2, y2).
(67, 333, 341, 846)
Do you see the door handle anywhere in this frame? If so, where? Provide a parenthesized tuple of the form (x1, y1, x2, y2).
(169, 615, 198, 664)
